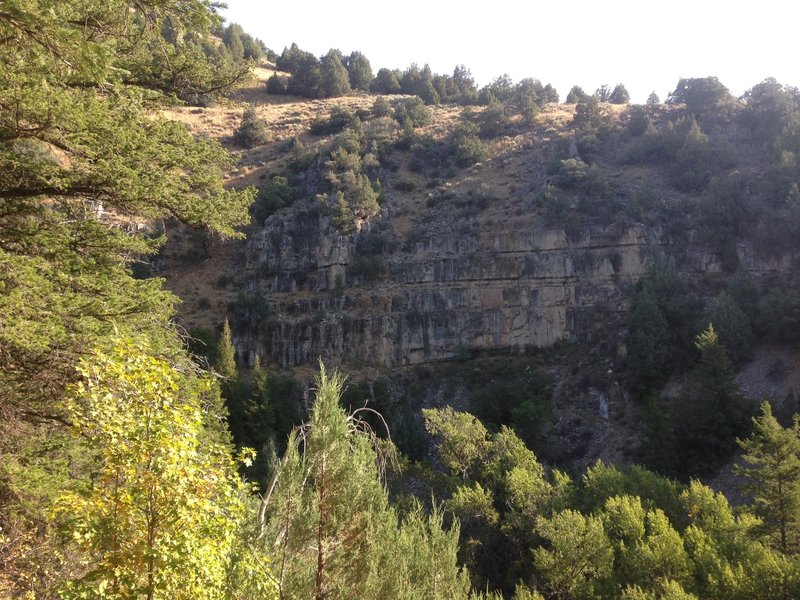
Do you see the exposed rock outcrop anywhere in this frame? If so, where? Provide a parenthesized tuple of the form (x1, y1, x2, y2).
(239, 201, 649, 368)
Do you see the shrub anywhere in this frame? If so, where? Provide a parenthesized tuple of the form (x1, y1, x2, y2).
(349, 254, 387, 282)
(393, 96, 431, 128)
(265, 73, 288, 94)
(450, 121, 487, 167)
(309, 106, 360, 135)
(476, 102, 509, 138)
(253, 176, 295, 222)
(372, 96, 392, 117)
(549, 158, 589, 188)
(408, 135, 449, 173)
(393, 179, 416, 192)
(627, 107, 650, 136)
(233, 107, 269, 148)
(286, 137, 318, 172)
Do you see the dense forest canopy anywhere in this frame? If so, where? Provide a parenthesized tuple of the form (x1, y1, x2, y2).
(5, 2, 800, 598)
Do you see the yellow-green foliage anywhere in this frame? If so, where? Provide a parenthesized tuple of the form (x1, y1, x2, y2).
(56, 336, 275, 599)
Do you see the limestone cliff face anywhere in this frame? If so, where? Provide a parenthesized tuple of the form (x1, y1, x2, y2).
(238, 199, 665, 368)
(235, 191, 794, 371)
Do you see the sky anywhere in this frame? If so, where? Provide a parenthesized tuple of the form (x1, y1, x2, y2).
(220, 1, 799, 104)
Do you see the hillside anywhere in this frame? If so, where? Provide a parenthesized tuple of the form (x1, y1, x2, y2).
(158, 71, 800, 476)
(7, 4, 800, 597)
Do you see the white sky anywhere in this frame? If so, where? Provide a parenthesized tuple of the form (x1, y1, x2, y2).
(220, 1, 799, 104)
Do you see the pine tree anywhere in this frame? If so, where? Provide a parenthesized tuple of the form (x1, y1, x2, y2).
(673, 325, 750, 476)
(260, 364, 470, 599)
(629, 284, 672, 390)
(737, 402, 800, 554)
(1, 3, 255, 592)
(424, 406, 489, 480)
(533, 510, 614, 599)
(1, 0, 254, 414)
(215, 318, 249, 443)
(566, 85, 589, 104)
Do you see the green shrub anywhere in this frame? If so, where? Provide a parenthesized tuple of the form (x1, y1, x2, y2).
(549, 158, 589, 188)
(627, 107, 650, 137)
(408, 135, 448, 173)
(233, 106, 269, 148)
(393, 96, 431, 128)
(476, 102, 509, 138)
(349, 254, 387, 281)
(253, 176, 295, 222)
(372, 96, 392, 117)
(265, 73, 288, 94)
(309, 106, 360, 135)
(286, 137, 318, 172)
(451, 123, 487, 167)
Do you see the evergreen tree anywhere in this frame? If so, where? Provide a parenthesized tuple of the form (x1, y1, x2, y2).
(371, 68, 402, 94)
(628, 285, 672, 391)
(703, 292, 753, 365)
(453, 65, 479, 103)
(259, 364, 470, 599)
(673, 325, 751, 476)
(244, 356, 277, 445)
(344, 51, 373, 91)
(595, 84, 611, 102)
(215, 318, 249, 443)
(424, 406, 489, 480)
(647, 92, 660, 105)
(566, 85, 589, 104)
(276, 42, 309, 73)
(609, 84, 631, 104)
(0, 2, 255, 593)
(319, 49, 351, 98)
(542, 84, 560, 104)
(668, 77, 733, 117)
(0, 0, 254, 415)
(728, 266, 761, 325)
(222, 23, 246, 62)
(286, 51, 322, 97)
(533, 510, 614, 599)
(215, 319, 238, 381)
(266, 72, 289, 94)
(234, 106, 270, 148)
(736, 402, 800, 554)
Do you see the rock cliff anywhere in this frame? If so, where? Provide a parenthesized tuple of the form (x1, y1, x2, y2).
(236, 198, 646, 368)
